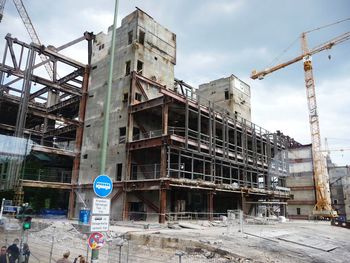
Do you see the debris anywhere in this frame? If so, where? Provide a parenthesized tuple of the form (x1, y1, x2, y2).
(178, 222, 203, 230)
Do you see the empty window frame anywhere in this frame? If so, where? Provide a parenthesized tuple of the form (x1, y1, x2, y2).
(128, 30, 133, 45)
(296, 208, 301, 215)
(137, 60, 143, 74)
(135, 92, 142, 102)
(139, 30, 145, 45)
(225, 90, 230, 100)
(116, 163, 122, 181)
(133, 127, 140, 140)
(125, 61, 131, 76)
(123, 93, 128, 102)
(119, 127, 126, 143)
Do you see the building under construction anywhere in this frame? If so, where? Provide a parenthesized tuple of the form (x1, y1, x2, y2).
(73, 9, 298, 222)
(0, 31, 93, 210)
(1, 9, 299, 222)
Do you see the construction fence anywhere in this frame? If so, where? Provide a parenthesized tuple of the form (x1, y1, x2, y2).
(0, 209, 284, 262)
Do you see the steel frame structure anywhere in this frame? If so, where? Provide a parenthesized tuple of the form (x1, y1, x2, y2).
(118, 72, 298, 223)
(0, 33, 93, 204)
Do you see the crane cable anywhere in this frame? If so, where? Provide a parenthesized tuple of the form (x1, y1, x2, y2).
(266, 36, 300, 68)
(265, 17, 350, 69)
(304, 17, 350, 34)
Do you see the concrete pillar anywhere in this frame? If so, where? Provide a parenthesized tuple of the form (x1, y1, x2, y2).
(160, 145, 167, 178)
(207, 191, 214, 221)
(68, 190, 75, 219)
(159, 189, 167, 223)
(122, 192, 129, 221)
(162, 103, 168, 135)
(241, 193, 249, 215)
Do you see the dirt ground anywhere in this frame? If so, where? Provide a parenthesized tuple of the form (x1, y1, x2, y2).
(1, 217, 349, 262)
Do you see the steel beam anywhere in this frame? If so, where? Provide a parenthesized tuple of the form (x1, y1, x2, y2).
(159, 189, 167, 223)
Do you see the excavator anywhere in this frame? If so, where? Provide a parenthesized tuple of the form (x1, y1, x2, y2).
(251, 20, 350, 218)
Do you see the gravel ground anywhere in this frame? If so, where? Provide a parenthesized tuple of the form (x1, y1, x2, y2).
(1, 217, 349, 263)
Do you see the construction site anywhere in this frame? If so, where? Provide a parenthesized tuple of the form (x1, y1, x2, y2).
(0, 1, 350, 263)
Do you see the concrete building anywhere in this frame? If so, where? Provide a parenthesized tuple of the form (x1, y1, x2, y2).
(0, 8, 297, 222)
(73, 9, 295, 223)
(286, 145, 316, 219)
(328, 164, 350, 221)
(286, 145, 349, 221)
(197, 75, 251, 121)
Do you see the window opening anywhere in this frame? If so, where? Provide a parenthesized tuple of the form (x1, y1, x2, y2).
(119, 127, 126, 143)
(116, 163, 122, 181)
(123, 93, 128, 102)
(135, 92, 142, 102)
(139, 30, 145, 45)
(125, 61, 131, 76)
(137, 60, 143, 75)
(128, 30, 133, 45)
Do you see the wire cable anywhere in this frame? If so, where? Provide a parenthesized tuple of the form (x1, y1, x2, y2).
(304, 17, 350, 34)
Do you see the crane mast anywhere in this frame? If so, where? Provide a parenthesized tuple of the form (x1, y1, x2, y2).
(301, 33, 333, 216)
(0, 0, 6, 22)
(251, 30, 350, 218)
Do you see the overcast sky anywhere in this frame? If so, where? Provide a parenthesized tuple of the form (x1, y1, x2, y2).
(1, 0, 349, 165)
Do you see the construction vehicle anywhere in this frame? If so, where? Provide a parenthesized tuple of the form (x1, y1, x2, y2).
(251, 21, 350, 218)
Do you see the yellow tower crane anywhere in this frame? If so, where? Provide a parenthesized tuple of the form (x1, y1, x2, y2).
(251, 23, 350, 218)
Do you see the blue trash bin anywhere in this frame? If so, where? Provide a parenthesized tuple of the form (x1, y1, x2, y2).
(79, 208, 90, 224)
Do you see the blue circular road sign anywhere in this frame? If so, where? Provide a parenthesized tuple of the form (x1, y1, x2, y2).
(93, 175, 113, 198)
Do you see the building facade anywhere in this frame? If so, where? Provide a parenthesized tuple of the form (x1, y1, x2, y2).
(286, 145, 316, 219)
(197, 75, 251, 121)
(74, 9, 292, 223)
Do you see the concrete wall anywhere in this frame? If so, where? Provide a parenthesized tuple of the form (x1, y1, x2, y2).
(287, 145, 316, 219)
(328, 165, 350, 220)
(79, 9, 176, 185)
(343, 176, 350, 221)
(77, 9, 176, 216)
(197, 75, 251, 121)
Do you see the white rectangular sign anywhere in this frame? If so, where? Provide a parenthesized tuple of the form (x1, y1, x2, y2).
(90, 215, 110, 232)
(92, 198, 110, 215)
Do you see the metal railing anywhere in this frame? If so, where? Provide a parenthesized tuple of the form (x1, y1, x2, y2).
(22, 168, 71, 183)
(131, 164, 160, 180)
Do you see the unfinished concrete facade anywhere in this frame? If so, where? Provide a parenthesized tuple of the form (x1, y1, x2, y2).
(75, 9, 294, 223)
(197, 75, 251, 121)
(328, 164, 350, 221)
(286, 145, 316, 219)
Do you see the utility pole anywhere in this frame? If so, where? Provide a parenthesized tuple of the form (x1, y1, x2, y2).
(91, 1, 119, 262)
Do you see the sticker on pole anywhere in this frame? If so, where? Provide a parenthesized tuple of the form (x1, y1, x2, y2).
(93, 175, 113, 198)
(88, 232, 105, 250)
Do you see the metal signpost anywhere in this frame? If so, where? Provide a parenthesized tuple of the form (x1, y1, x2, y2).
(94, 0, 119, 261)
(88, 232, 105, 250)
(90, 175, 113, 262)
